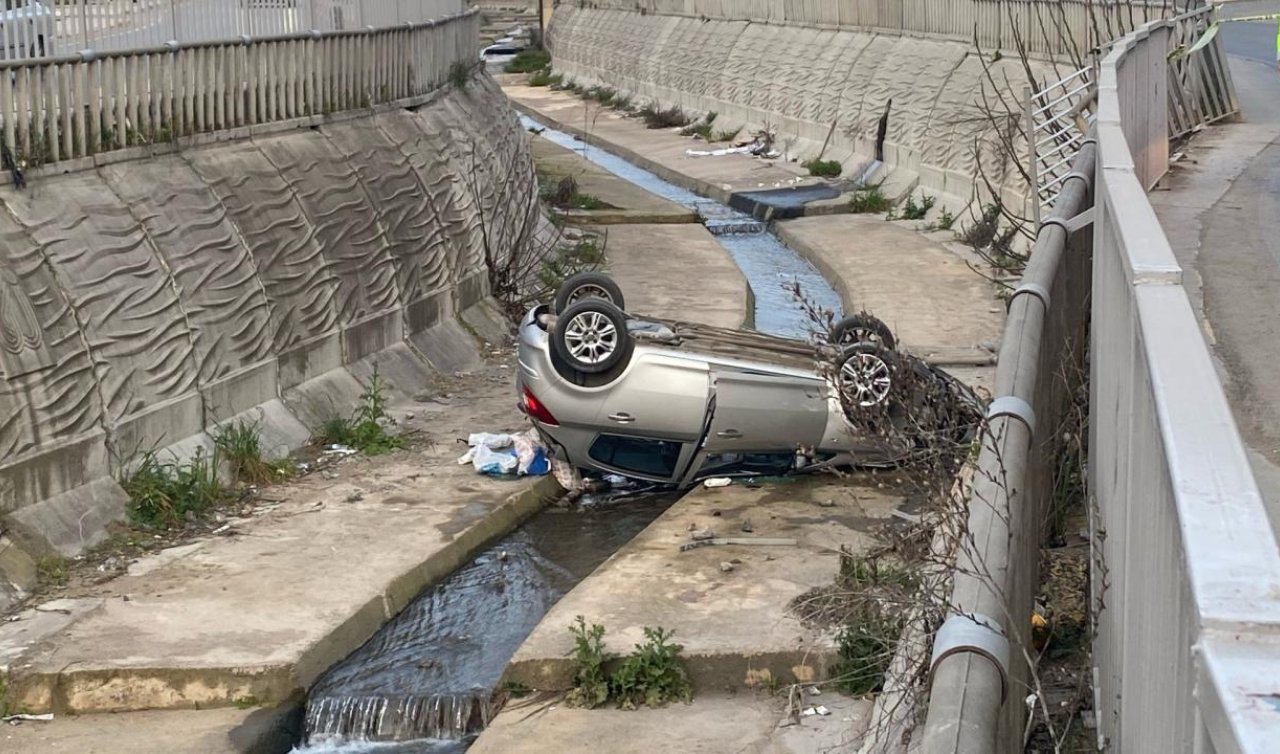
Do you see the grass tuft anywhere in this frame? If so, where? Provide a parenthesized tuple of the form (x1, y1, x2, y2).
(213, 419, 293, 486)
(313, 366, 405, 456)
(504, 48, 551, 74)
(849, 184, 892, 213)
(804, 159, 843, 178)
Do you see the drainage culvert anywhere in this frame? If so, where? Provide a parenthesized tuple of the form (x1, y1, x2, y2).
(293, 492, 678, 753)
(520, 115, 843, 337)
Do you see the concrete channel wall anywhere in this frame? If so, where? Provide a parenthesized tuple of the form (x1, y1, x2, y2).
(546, 5, 1075, 211)
(0, 73, 541, 603)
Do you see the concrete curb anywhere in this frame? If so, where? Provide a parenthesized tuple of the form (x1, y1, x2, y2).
(563, 208, 700, 225)
(502, 647, 839, 696)
(6, 476, 565, 715)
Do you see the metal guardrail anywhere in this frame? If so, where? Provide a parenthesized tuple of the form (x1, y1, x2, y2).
(576, 0, 1177, 58)
(0, 0, 465, 62)
(0, 8, 478, 169)
(925, 8, 1280, 753)
(1092, 18, 1280, 754)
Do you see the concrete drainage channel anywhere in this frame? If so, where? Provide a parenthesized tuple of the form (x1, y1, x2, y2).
(520, 114, 843, 336)
(287, 120, 845, 753)
(292, 492, 679, 753)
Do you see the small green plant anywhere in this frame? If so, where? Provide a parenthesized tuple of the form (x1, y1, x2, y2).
(528, 68, 553, 87)
(213, 419, 293, 486)
(537, 233, 606, 293)
(36, 555, 69, 587)
(585, 86, 618, 107)
(831, 619, 901, 696)
(448, 61, 472, 89)
(850, 184, 892, 213)
(233, 695, 261, 710)
(638, 103, 690, 129)
(900, 192, 936, 221)
(314, 366, 404, 455)
(961, 202, 1004, 249)
(122, 448, 228, 530)
(937, 206, 956, 230)
(609, 94, 633, 112)
(565, 617, 611, 709)
(804, 158, 843, 178)
(610, 626, 693, 709)
(499, 679, 532, 698)
(546, 73, 566, 89)
(504, 48, 551, 74)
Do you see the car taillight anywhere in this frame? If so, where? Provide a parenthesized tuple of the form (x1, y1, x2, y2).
(522, 385, 559, 426)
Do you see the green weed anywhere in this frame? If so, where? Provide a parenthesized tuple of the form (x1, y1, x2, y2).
(681, 112, 717, 140)
(546, 73, 566, 89)
(937, 207, 956, 230)
(314, 366, 404, 456)
(36, 555, 69, 587)
(233, 695, 261, 709)
(565, 617, 611, 709)
(528, 68, 553, 87)
(900, 193, 936, 221)
(504, 48, 551, 74)
(712, 126, 742, 143)
(804, 159, 842, 178)
(609, 94, 633, 112)
(213, 419, 293, 486)
(121, 448, 229, 530)
(585, 86, 618, 107)
(850, 185, 892, 214)
(609, 626, 692, 709)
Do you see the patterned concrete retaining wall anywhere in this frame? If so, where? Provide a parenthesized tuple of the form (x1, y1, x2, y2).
(547, 6, 1061, 208)
(0, 74, 538, 601)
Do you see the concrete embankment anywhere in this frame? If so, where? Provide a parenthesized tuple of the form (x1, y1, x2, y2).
(545, 5, 1063, 212)
(0, 73, 541, 607)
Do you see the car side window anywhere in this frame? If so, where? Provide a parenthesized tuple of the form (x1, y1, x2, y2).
(588, 434, 683, 478)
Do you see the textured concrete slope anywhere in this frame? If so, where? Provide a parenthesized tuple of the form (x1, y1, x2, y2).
(0, 74, 541, 605)
(546, 6, 1059, 208)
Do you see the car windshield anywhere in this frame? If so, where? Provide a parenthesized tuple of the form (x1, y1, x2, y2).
(588, 434, 683, 479)
(697, 452, 796, 478)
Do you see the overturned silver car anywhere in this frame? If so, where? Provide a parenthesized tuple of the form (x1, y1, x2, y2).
(516, 273, 982, 488)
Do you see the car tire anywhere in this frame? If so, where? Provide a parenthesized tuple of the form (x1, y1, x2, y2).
(830, 313, 896, 351)
(836, 342, 896, 408)
(554, 271, 625, 314)
(552, 299, 631, 375)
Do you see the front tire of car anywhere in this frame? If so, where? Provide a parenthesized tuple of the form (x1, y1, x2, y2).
(552, 299, 631, 375)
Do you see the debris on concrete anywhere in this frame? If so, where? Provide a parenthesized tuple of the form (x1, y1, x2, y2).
(3, 713, 53, 723)
(703, 477, 732, 488)
(679, 536, 798, 552)
(691, 528, 716, 541)
(323, 444, 357, 457)
(457, 430, 550, 477)
(719, 561, 735, 573)
(802, 705, 831, 717)
(741, 519, 754, 533)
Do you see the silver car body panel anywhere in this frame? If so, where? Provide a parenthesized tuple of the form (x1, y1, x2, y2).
(516, 306, 916, 486)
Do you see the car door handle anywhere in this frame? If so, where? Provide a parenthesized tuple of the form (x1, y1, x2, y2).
(608, 412, 636, 423)
(716, 429, 742, 439)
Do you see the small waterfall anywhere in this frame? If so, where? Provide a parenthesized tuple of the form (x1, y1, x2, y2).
(304, 693, 493, 744)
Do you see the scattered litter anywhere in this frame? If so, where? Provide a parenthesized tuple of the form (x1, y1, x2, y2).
(345, 492, 365, 503)
(4, 615, 22, 622)
(719, 561, 735, 573)
(703, 477, 732, 488)
(801, 705, 831, 717)
(323, 444, 357, 457)
(686, 523, 697, 532)
(808, 687, 822, 696)
(890, 509, 921, 525)
(457, 430, 549, 477)
(603, 474, 628, 486)
(3, 713, 53, 724)
(680, 536, 797, 552)
(818, 499, 836, 508)
(211, 524, 232, 535)
(741, 519, 754, 533)
(691, 528, 716, 541)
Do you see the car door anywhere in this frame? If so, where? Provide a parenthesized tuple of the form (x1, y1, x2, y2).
(702, 368, 829, 453)
(595, 351, 712, 441)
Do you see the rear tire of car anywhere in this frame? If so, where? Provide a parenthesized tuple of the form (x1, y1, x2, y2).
(554, 271, 625, 314)
(830, 314, 896, 351)
(552, 299, 631, 375)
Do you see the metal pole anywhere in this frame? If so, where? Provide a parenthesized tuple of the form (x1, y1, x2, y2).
(1025, 86, 1041, 230)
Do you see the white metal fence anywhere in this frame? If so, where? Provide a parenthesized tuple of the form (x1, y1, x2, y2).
(575, 0, 1192, 57)
(0, 0, 466, 62)
(0, 8, 478, 168)
(1091, 17, 1280, 753)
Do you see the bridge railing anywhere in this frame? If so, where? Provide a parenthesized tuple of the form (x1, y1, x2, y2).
(0, 8, 477, 170)
(0, 0, 466, 62)
(1091, 16, 1280, 753)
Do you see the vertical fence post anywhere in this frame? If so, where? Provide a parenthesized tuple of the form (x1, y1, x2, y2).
(1025, 86, 1040, 230)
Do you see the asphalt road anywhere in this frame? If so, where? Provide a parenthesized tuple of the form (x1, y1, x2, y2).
(1220, 19, 1277, 64)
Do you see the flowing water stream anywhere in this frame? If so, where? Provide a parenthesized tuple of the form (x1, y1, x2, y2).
(292, 113, 845, 753)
